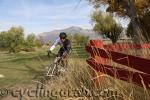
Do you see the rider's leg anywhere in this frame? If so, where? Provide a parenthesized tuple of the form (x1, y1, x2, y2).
(61, 58, 66, 68)
(62, 55, 68, 68)
(58, 47, 65, 66)
(58, 47, 64, 57)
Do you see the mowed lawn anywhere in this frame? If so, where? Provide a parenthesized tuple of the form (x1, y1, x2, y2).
(0, 45, 88, 88)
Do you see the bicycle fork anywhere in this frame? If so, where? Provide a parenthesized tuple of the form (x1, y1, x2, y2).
(46, 57, 61, 76)
(46, 64, 56, 76)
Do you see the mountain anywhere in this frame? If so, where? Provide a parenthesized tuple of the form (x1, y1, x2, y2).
(38, 26, 102, 43)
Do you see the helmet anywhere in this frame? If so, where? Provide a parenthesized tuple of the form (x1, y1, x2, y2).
(59, 32, 67, 39)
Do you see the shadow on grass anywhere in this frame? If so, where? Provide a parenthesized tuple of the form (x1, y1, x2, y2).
(24, 64, 45, 80)
(0, 66, 28, 72)
(0, 64, 44, 79)
(0, 55, 52, 63)
(24, 64, 49, 83)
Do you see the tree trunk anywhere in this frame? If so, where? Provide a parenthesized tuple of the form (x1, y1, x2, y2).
(128, 0, 144, 44)
(125, 0, 144, 56)
(112, 27, 118, 44)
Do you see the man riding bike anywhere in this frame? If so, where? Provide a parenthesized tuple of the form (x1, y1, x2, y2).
(47, 32, 72, 68)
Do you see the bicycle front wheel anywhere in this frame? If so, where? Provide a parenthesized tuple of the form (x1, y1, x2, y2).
(45, 63, 60, 77)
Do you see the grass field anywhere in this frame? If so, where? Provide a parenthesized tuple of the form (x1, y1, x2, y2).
(0, 43, 88, 86)
(0, 42, 150, 100)
(0, 43, 90, 99)
(0, 49, 48, 87)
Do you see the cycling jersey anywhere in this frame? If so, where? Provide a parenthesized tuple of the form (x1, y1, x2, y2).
(49, 38, 63, 51)
(49, 38, 71, 54)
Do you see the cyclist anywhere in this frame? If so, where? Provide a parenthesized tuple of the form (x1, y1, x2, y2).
(47, 32, 71, 68)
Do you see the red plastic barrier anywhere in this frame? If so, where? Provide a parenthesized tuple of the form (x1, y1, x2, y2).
(88, 40, 105, 86)
(104, 43, 150, 51)
(85, 40, 150, 89)
(86, 46, 150, 74)
(87, 58, 150, 89)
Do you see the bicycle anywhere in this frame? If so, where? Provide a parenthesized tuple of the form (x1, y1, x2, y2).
(44, 51, 68, 79)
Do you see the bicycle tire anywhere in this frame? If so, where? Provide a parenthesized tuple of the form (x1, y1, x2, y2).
(44, 56, 68, 81)
(44, 58, 60, 78)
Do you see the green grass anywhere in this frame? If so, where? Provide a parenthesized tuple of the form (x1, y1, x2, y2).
(0, 44, 88, 88)
(0, 43, 150, 100)
(0, 51, 44, 87)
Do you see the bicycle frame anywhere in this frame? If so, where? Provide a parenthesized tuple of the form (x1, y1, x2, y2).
(45, 52, 64, 77)
(48, 57, 61, 75)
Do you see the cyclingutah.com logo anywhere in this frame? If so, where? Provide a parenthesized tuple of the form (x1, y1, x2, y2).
(0, 83, 122, 99)
(0, 88, 9, 97)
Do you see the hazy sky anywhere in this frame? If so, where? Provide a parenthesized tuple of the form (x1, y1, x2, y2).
(0, 0, 129, 35)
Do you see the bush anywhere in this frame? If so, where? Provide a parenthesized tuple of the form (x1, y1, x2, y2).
(0, 26, 25, 52)
(73, 33, 89, 45)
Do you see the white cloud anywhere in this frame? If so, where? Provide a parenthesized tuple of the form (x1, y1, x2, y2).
(0, 0, 94, 35)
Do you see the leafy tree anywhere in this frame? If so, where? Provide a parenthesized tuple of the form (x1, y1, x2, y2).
(8, 26, 24, 52)
(0, 26, 44, 52)
(38, 36, 44, 46)
(0, 26, 25, 52)
(91, 10, 123, 43)
(127, 11, 150, 42)
(26, 33, 36, 48)
(80, 35, 89, 45)
(67, 33, 73, 41)
(74, 33, 81, 45)
(0, 31, 10, 49)
(73, 33, 89, 45)
(34, 39, 43, 47)
(87, 0, 150, 43)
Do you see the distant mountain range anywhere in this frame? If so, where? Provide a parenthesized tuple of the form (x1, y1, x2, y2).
(38, 26, 102, 43)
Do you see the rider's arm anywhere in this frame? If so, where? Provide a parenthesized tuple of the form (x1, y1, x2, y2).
(49, 38, 60, 51)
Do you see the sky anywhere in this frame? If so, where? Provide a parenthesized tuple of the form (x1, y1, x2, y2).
(0, 0, 129, 35)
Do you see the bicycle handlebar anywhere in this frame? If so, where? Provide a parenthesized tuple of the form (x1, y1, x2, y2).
(50, 52, 58, 56)
(47, 51, 58, 57)
(47, 50, 68, 59)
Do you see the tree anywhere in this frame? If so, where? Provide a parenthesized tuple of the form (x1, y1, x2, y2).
(87, 0, 150, 43)
(0, 31, 10, 49)
(35, 38, 43, 47)
(73, 33, 89, 45)
(91, 10, 123, 43)
(8, 26, 24, 52)
(26, 33, 36, 48)
(74, 33, 81, 45)
(38, 36, 44, 46)
(0, 26, 25, 52)
(67, 33, 73, 41)
(127, 11, 150, 42)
